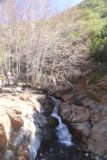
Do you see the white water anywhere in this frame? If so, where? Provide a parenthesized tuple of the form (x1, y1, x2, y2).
(51, 97, 73, 146)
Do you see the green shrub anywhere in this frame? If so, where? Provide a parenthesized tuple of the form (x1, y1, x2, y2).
(101, 11, 107, 18)
(80, 0, 105, 9)
(80, 0, 98, 9)
(88, 69, 107, 85)
(90, 25, 107, 64)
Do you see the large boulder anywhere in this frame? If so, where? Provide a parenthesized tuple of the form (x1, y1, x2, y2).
(87, 118, 107, 155)
(0, 93, 48, 159)
(60, 103, 91, 141)
(59, 87, 107, 157)
(60, 103, 90, 123)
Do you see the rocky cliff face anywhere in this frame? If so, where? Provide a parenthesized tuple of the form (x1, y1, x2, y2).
(56, 76, 107, 158)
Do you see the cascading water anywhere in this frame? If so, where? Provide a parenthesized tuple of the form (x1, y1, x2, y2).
(51, 97, 73, 146)
(36, 96, 95, 160)
(36, 96, 74, 160)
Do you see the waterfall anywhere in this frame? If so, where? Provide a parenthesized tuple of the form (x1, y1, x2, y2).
(51, 97, 73, 146)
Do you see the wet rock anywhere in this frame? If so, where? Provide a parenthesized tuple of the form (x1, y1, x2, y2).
(48, 117, 59, 127)
(36, 114, 48, 128)
(60, 103, 91, 138)
(71, 122, 91, 137)
(42, 128, 54, 141)
(41, 97, 54, 116)
(58, 85, 107, 157)
(41, 117, 59, 142)
(4, 150, 14, 160)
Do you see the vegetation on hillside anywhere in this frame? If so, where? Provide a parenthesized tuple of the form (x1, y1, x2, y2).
(90, 25, 107, 64)
(78, 0, 107, 84)
(0, 0, 107, 87)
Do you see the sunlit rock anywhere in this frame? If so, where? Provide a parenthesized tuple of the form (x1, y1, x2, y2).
(0, 93, 47, 159)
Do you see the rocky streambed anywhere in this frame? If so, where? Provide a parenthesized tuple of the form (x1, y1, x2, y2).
(36, 96, 99, 160)
(0, 84, 107, 160)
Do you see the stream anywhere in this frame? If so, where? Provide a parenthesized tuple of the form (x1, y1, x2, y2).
(34, 96, 74, 160)
(35, 96, 96, 160)
(51, 97, 73, 147)
(33, 96, 94, 160)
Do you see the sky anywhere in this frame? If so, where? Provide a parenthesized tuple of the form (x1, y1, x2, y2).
(0, 0, 83, 21)
(50, 0, 83, 13)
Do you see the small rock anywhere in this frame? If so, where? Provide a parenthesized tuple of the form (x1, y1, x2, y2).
(19, 94, 30, 101)
(36, 114, 48, 128)
(60, 150, 64, 154)
(49, 148, 54, 152)
(48, 117, 59, 127)
(95, 156, 100, 160)
(40, 153, 43, 156)
(85, 153, 89, 157)
(9, 115, 23, 131)
(4, 150, 14, 160)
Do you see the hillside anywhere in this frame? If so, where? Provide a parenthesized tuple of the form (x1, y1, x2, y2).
(42, 0, 107, 85)
(0, 0, 107, 87)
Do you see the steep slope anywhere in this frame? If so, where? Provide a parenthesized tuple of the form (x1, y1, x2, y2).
(1, 0, 107, 87)
(36, 0, 107, 85)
